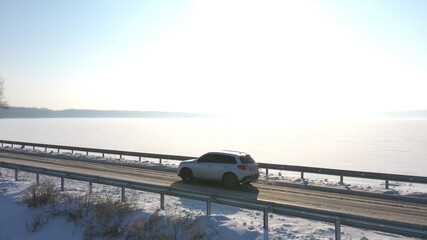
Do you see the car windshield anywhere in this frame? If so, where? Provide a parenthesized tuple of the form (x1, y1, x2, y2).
(239, 155, 255, 164)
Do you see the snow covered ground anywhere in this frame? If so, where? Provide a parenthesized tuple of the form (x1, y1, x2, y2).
(0, 148, 421, 239)
(0, 169, 415, 240)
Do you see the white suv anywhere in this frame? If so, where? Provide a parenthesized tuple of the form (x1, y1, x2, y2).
(177, 151, 259, 188)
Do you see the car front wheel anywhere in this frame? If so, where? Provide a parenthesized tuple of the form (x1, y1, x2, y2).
(223, 173, 238, 188)
(180, 168, 193, 182)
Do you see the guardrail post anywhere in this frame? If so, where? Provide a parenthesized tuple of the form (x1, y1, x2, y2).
(11, 144, 14, 148)
(335, 217, 341, 240)
(61, 177, 65, 191)
(89, 181, 92, 195)
(385, 180, 389, 189)
(265, 168, 269, 180)
(45, 147, 47, 152)
(15, 169, 19, 181)
(36, 173, 40, 185)
(71, 150, 74, 154)
(301, 171, 304, 179)
(57, 149, 60, 153)
(160, 191, 165, 210)
(206, 198, 211, 215)
(86, 151, 89, 155)
(33, 146, 35, 150)
(340, 176, 344, 184)
(159, 158, 162, 164)
(263, 206, 269, 229)
(120, 154, 122, 159)
(102, 153, 105, 157)
(1, 143, 3, 147)
(121, 186, 126, 202)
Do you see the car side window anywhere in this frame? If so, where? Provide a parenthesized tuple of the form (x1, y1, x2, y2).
(199, 154, 237, 164)
(222, 155, 237, 164)
(212, 154, 222, 163)
(198, 154, 213, 163)
(213, 155, 236, 164)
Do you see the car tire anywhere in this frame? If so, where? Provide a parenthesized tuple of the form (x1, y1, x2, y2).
(223, 173, 238, 188)
(180, 168, 193, 182)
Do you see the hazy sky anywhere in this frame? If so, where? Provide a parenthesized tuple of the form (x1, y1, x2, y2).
(1, 0, 426, 118)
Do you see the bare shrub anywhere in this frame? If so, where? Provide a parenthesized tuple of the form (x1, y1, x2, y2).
(121, 210, 169, 240)
(66, 194, 137, 239)
(91, 196, 135, 238)
(19, 179, 60, 208)
(122, 215, 146, 240)
(122, 210, 209, 240)
(25, 210, 50, 233)
(0, 169, 7, 179)
(169, 213, 207, 240)
(17, 184, 212, 240)
(60, 193, 92, 222)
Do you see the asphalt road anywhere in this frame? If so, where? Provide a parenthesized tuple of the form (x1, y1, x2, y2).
(1, 151, 426, 226)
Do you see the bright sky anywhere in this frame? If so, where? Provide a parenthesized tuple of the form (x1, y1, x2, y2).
(1, 0, 426, 118)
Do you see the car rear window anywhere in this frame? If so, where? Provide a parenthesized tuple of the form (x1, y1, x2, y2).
(239, 155, 255, 164)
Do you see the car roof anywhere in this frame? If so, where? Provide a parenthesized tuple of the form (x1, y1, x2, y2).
(207, 150, 248, 156)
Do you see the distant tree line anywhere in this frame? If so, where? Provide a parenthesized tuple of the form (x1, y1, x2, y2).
(0, 107, 219, 118)
(0, 77, 9, 109)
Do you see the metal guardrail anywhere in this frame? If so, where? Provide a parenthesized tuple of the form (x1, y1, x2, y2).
(1, 140, 427, 190)
(0, 140, 194, 162)
(1, 161, 426, 239)
(257, 163, 427, 189)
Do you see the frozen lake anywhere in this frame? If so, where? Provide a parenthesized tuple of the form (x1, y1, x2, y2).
(1, 117, 426, 176)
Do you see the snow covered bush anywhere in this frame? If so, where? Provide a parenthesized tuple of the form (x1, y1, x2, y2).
(19, 179, 60, 208)
(83, 195, 137, 239)
(53, 192, 212, 239)
(61, 193, 92, 221)
(15, 181, 214, 239)
(122, 210, 210, 240)
(25, 210, 50, 233)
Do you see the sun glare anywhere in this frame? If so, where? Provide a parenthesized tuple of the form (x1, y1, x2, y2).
(5, 0, 424, 117)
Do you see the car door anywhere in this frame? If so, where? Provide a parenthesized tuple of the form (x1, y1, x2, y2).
(210, 154, 237, 181)
(192, 153, 214, 179)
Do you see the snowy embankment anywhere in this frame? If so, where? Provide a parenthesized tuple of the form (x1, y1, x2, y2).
(0, 147, 422, 239)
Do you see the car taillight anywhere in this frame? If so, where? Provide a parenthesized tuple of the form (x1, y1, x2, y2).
(238, 165, 248, 170)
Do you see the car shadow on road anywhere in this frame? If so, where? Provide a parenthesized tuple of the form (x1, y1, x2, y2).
(169, 180, 260, 215)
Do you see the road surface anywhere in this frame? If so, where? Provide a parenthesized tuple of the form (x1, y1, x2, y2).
(1, 151, 426, 226)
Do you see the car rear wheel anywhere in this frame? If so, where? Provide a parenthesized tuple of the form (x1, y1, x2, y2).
(223, 173, 238, 188)
(180, 168, 193, 182)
